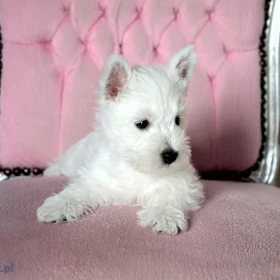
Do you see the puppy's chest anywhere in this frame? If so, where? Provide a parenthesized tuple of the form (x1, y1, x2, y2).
(108, 165, 152, 191)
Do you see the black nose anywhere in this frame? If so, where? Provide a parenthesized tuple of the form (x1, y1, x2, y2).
(161, 149, 178, 165)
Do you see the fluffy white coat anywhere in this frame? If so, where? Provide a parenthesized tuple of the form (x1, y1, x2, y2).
(37, 45, 204, 235)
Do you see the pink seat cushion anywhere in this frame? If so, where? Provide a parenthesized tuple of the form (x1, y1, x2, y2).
(0, 0, 264, 172)
(0, 177, 279, 279)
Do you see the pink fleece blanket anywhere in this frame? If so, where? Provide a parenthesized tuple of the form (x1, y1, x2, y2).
(0, 177, 279, 279)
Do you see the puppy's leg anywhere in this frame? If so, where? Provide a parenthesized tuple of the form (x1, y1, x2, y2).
(37, 176, 105, 223)
(138, 175, 204, 235)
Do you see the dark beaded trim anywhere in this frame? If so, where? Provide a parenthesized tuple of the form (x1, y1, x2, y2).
(0, 166, 43, 178)
(0, 0, 272, 180)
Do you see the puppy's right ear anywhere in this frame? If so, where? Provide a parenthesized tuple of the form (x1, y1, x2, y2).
(168, 45, 198, 92)
(100, 54, 132, 100)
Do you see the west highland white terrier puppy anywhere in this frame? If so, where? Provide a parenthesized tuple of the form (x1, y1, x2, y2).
(37, 45, 204, 235)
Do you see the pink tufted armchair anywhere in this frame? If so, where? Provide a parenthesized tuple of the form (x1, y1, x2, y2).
(0, 0, 280, 279)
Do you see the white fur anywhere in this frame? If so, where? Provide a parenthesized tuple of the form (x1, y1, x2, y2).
(37, 45, 204, 235)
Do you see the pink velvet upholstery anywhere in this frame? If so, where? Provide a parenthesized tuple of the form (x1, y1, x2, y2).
(0, 0, 264, 172)
(0, 177, 279, 279)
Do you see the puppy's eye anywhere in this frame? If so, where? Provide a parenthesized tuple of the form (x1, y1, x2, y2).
(175, 116, 180, 126)
(135, 120, 149, 130)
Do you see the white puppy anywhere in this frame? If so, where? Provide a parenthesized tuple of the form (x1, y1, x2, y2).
(37, 45, 204, 235)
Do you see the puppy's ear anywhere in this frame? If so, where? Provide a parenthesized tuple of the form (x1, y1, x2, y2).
(168, 45, 198, 91)
(100, 54, 132, 99)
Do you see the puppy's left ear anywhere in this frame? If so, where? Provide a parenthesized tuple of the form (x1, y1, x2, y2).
(100, 54, 132, 100)
(168, 45, 198, 91)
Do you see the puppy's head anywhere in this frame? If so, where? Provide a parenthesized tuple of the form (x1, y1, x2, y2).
(98, 45, 198, 175)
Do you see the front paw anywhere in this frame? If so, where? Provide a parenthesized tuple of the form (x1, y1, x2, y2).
(137, 206, 187, 235)
(37, 195, 82, 223)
